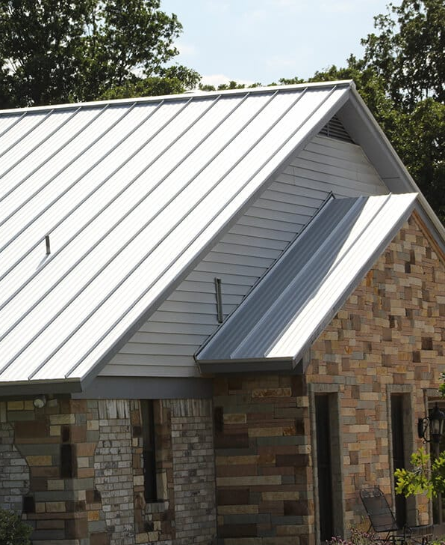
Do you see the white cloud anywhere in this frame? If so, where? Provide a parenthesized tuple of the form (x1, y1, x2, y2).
(200, 74, 256, 88)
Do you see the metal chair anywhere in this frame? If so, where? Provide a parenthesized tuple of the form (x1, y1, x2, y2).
(360, 486, 433, 544)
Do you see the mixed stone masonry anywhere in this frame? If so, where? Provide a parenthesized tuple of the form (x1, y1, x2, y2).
(213, 214, 445, 545)
(0, 397, 216, 545)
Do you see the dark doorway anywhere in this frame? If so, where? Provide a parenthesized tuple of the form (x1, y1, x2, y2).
(391, 395, 407, 527)
(315, 395, 334, 542)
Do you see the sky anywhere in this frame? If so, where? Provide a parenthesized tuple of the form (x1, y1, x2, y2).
(161, 0, 392, 87)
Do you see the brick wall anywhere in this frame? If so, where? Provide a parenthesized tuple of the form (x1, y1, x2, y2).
(168, 399, 216, 545)
(0, 419, 30, 513)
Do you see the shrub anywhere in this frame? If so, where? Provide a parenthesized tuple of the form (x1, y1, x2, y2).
(0, 509, 32, 545)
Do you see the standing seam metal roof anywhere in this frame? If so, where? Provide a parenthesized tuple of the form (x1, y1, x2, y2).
(196, 193, 417, 371)
(0, 81, 352, 387)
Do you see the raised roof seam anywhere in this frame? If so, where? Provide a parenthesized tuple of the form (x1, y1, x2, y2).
(0, 98, 200, 358)
(0, 104, 114, 250)
(79, 86, 344, 376)
(0, 112, 27, 140)
(0, 107, 82, 203)
(63, 89, 320, 379)
(0, 109, 54, 166)
(0, 100, 160, 284)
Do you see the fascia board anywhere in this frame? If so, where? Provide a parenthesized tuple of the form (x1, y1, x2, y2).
(0, 379, 83, 397)
(197, 357, 296, 374)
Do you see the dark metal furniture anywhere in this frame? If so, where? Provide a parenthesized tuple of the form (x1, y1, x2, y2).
(360, 486, 433, 544)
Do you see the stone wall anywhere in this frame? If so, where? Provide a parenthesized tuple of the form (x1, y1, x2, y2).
(169, 399, 216, 545)
(213, 215, 445, 545)
(0, 414, 30, 513)
(213, 375, 312, 545)
(0, 397, 216, 545)
(306, 214, 445, 535)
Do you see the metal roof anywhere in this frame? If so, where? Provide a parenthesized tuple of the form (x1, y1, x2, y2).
(0, 81, 353, 390)
(196, 193, 417, 373)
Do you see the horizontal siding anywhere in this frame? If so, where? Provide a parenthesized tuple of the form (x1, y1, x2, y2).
(284, 135, 388, 198)
(103, 132, 389, 378)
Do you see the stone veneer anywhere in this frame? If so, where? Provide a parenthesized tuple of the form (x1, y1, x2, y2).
(306, 214, 445, 534)
(0, 397, 216, 545)
(214, 376, 312, 545)
(213, 214, 445, 545)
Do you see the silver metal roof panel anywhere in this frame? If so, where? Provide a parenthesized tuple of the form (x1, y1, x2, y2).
(0, 82, 352, 388)
(196, 193, 417, 371)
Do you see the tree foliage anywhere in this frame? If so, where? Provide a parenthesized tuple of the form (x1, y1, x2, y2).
(0, 0, 199, 107)
(362, 0, 445, 111)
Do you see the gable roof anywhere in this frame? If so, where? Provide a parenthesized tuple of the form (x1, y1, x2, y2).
(196, 193, 417, 373)
(0, 82, 352, 392)
(0, 80, 442, 393)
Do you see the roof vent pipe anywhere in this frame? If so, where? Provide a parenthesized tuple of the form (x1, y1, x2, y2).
(215, 277, 223, 323)
(45, 235, 51, 255)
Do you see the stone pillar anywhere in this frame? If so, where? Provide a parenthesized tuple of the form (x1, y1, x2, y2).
(0, 398, 101, 544)
(214, 375, 313, 545)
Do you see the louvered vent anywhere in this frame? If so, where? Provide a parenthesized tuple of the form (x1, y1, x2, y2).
(319, 115, 354, 143)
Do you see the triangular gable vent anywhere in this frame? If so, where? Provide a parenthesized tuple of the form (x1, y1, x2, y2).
(319, 115, 354, 143)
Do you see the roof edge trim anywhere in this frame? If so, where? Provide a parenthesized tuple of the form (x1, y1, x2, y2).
(0, 81, 354, 115)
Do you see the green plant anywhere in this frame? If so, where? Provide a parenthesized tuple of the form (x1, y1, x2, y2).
(395, 447, 445, 499)
(0, 509, 32, 545)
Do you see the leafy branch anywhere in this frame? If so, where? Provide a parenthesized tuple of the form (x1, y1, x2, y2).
(395, 448, 445, 499)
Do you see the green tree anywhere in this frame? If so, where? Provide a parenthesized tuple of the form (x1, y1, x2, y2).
(359, 0, 445, 224)
(0, 0, 199, 107)
(362, 0, 445, 111)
